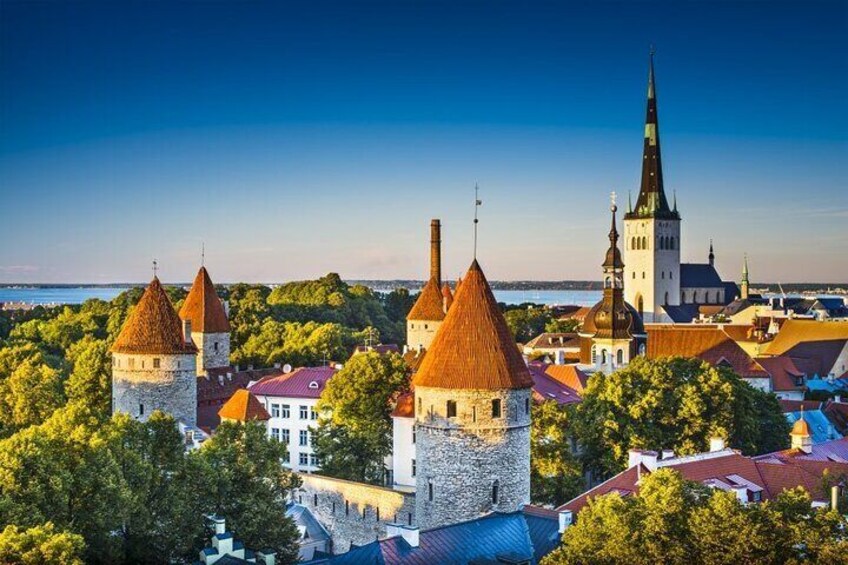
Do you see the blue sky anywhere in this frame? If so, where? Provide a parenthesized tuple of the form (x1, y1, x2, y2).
(1, 0, 846, 284)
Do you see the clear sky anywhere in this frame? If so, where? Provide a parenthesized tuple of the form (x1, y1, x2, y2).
(1, 0, 846, 284)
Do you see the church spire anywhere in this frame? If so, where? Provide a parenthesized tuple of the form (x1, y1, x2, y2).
(741, 253, 750, 300)
(627, 50, 676, 220)
(709, 239, 715, 266)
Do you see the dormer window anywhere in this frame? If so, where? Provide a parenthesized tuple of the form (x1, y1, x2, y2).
(308, 381, 319, 389)
(446, 400, 457, 418)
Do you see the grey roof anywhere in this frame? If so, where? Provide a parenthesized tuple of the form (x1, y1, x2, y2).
(662, 303, 701, 323)
(311, 510, 559, 565)
(680, 263, 724, 289)
(286, 503, 331, 544)
(722, 282, 740, 303)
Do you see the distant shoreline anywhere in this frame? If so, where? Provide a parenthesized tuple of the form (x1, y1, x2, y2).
(0, 281, 846, 295)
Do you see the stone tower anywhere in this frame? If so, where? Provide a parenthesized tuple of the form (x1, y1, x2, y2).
(179, 266, 231, 375)
(412, 260, 533, 530)
(579, 200, 644, 370)
(406, 219, 449, 352)
(623, 53, 681, 323)
(111, 277, 198, 425)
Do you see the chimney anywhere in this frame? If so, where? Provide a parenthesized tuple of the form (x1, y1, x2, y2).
(628, 449, 643, 468)
(182, 319, 192, 343)
(399, 525, 419, 548)
(210, 515, 225, 535)
(835, 395, 842, 404)
(430, 219, 441, 285)
(640, 451, 658, 471)
(709, 437, 726, 452)
(661, 449, 674, 460)
(832, 485, 842, 512)
(558, 510, 573, 533)
(256, 551, 276, 565)
(733, 486, 749, 504)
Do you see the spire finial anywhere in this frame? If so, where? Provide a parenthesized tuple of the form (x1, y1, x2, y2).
(473, 182, 482, 260)
(152, 259, 158, 279)
(708, 239, 715, 266)
(201, 242, 205, 267)
(673, 189, 677, 212)
(627, 190, 633, 213)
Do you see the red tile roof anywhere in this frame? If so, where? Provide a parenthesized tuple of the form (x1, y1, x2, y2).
(413, 260, 533, 390)
(756, 356, 806, 392)
(646, 325, 767, 378)
(778, 400, 824, 413)
(218, 389, 271, 421)
(197, 367, 280, 429)
(112, 277, 197, 355)
(528, 366, 583, 405)
(441, 283, 453, 312)
(392, 391, 415, 418)
(407, 277, 447, 321)
(249, 366, 337, 399)
(541, 363, 589, 394)
(764, 320, 848, 376)
(179, 267, 230, 333)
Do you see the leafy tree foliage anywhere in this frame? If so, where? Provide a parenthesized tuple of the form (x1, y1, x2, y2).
(314, 352, 410, 484)
(575, 356, 790, 477)
(503, 305, 551, 342)
(530, 400, 584, 507)
(0, 522, 85, 565)
(545, 317, 579, 334)
(542, 469, 848, 565)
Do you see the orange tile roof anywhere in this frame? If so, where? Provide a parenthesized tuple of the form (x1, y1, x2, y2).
(413, 260, 533, 390)
(646, 325, 767, 377)
(407, 277, 447, 321)
(179, 267, 230, 333)
(766, 319, 848, 356)
(112, 277, 197, 355)
(218, 389, 271, 421)
(790, 417, 811, 437)
(543, 364, 589, 393)
(441, 283, 453, 311)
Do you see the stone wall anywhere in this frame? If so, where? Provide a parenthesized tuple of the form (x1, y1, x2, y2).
(406, 320, 442, 353)
(112, 352, 197, 425)
(414, 386, 531, 530)
(192, 331, 230, 375)
(296, 474, 416, 554)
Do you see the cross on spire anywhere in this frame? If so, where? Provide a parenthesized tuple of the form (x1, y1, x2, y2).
(152, 259, 158, 279)
(473, 182, 482, 260)
(201, 242, 205, 267)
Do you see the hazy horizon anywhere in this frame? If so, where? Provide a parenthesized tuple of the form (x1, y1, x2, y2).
(2, 1, 846, 284)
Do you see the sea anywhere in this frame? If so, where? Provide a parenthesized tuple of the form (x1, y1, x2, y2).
(0, 287, 603, 307)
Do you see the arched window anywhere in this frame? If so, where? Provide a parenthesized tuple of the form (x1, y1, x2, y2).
(591, 345, 597, 364)
(632, 272, 636, 279)
(639, 343, 646, 356)
(642, 236, 647, 250)
(637, 295, 644, 315)
(664, 292, 669, 305)
(616, 349, 624, 365)
(694, 291, 699, 303)
(601, 349, 608, 365)
(492, 480, 499, 504)
(605, 277, 611, 289)
(670, 237, 675, 250)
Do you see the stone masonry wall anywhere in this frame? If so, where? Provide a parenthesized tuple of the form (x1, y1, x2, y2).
(406, 320, 442, 352)
(296, 474, 416, 554)
(112, 352, 197, 425)
(192, 331, 230, 375)
(414, 386, 531, 530)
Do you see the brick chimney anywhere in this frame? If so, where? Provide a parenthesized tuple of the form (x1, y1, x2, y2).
(430, 219, 441, 285)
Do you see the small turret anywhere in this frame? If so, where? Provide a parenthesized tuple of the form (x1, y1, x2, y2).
(790, 409, 812, 454)
(741, 254, 750, 300)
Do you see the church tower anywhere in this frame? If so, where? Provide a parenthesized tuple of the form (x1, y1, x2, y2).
(407, 219, 449, 352)
(623, 53, 681, 322)
(179, 266, 231, 375)
(112, 276, 198, 425)
(413, 260, 533, 530)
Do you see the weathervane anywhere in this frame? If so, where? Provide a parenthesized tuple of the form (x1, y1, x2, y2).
(473, 182, 482, 259)
(201, 242, 205, 267)
(610, 191, 617, 210)
(152, 259, 158, 278)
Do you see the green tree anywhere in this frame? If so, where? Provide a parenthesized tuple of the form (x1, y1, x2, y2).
(0, 356, 65, 434)
(530, 400, 584, 506)
(0, 522, 85, 565)
(65, 337, 112, 422)
(545, 317, 579, 334)
(503, 305, 550, 342)
(575, 356, 790, 477)
(196, 421, 301, 563)
(314, 352, 409, 483)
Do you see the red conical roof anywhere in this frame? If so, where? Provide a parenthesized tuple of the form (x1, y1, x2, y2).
(413, 260, 533, 390)
(407, 277, 447, 321)
(112, 277, 197, 355)
(179, 267, 230, 333)
(218, 389, 270, 422)
(441, 283, 454, 311)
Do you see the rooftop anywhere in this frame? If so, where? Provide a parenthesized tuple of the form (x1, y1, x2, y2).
(249, 366, 337, 399)
(179, 266, 230, 333)
(218, 389, 271, 422)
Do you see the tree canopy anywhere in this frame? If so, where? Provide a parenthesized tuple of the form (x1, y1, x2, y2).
(542, 470, 848, 565)
(530, 400, 584, 507)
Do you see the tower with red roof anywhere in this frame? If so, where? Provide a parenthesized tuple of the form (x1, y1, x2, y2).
(179, 266, 231, 375)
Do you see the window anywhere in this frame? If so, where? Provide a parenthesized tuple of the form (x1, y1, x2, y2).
(271, 404, 280, 418)
(376, 508, 380, 521)
(299, 453, 308, 466)
(446, 400, 457, 418)
(492, 480, 499, 504)
(492, 399, 502, 418)
(153, 358, 160, 368)
(616, 349, 624, 365)
(299, 430, 308, 446)
(139, 403, 144, 416)
(642, 271, 646, 279)
(345, 500, 350, 516)
(271, 428, 280, 441)
(313, 494, 318, 506)
(632, 272, 636, 279)
(332, 502, 336, 513)
(664, 292, 669, 305)
(299, 405, 308, 420)
(412, 429, 416, 444)
(661, 271, 665, 279)
(407, 512, 413, 526)
(362, 507, 367, 519)
(472, 406, 477, 423)
(283, 450, 290, 464)
(128, 357, 135, 369)
(310, 454, 319, 467)
(411, 458, 416, 477)
(525, 397, 530, 415)
(428, 480, 434, 502)
(752, 491, 762, 503)
(281, 429, 290, 444)
(591, 345, 597, 364)
(639, 343, 647, 356)
(214, 342, 219, 352)
(282, 404, 290, 418)
(310, 407, 318, 420)
(601, 349, 608, 365)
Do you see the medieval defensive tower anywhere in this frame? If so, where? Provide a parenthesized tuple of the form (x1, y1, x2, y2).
(179, 266, 231, 375)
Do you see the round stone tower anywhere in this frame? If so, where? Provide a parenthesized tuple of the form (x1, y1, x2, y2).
(413, 260, 533, 530)
(111, 276, 198, 425)
(179, 266, 231, 376)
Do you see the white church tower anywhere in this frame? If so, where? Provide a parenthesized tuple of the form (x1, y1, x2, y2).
(623, 52, 681, 323)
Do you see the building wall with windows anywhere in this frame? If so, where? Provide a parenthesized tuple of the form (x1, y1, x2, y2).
(623, 218, 681, 323)
(191, 331, 230, 376)
(254, 393, 321, 472)
(391, 415, 416, 488)
(414, 386, 531, 530)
